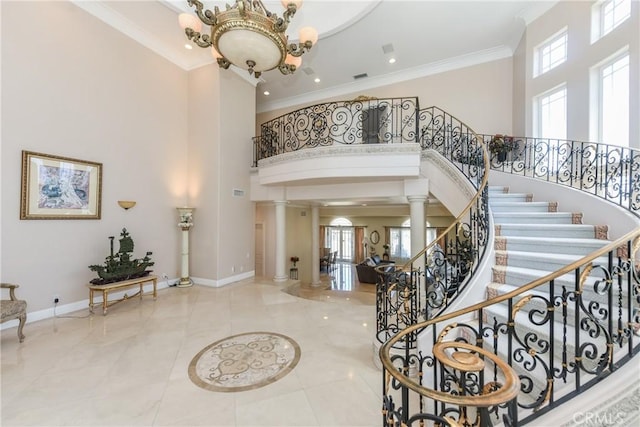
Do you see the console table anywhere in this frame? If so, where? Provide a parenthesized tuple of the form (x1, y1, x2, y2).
(87, 275, 157, 315)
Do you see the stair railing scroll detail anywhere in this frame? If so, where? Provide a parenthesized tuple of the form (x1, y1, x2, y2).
(484, 135, 640, 217)
(380, 227, 640, 426)
(375, 106, 491, 349)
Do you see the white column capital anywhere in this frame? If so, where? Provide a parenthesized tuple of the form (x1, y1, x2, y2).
(407, 195, 428, 203)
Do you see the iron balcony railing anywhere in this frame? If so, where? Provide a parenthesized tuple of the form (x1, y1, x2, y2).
(483, 134, 640, 218)
(253, 97, 420, 166)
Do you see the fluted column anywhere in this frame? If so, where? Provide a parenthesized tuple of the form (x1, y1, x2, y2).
(274, 201, 288, 282)
(311, 205, 321, 286)
(408, 196, 427, 274)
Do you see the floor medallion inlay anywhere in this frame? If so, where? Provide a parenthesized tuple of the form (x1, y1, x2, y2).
(188, 331, 301, 392)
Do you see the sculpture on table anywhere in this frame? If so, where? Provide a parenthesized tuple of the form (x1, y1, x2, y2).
(88, 228, 154, 285)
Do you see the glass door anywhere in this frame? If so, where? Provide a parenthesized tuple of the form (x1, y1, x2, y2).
(327, 226, 355, 262)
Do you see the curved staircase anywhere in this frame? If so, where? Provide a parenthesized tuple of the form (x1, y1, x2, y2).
(484, 186, 640, 423)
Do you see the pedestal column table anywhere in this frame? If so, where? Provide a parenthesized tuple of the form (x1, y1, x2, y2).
(177, 207, 195, 287)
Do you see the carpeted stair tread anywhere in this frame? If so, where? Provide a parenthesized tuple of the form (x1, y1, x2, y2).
(496, 223, 606, 238)
(495, 235, 609, 255)
(490, 201, 553, 212)
(492, 211, 581, 224)
(492, 264, 609, 286)
(495, 249, 610, 270)
(489, 193, 533, 202)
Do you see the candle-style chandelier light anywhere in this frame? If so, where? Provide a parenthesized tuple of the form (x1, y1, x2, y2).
(178, 0, 318, 78)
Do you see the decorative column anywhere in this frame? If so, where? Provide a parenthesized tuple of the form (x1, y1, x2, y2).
(408, 196, 427, 274)
(177, 207, 195, 287)
(311, 205, 321, 286)
(274, 201, 288, 282)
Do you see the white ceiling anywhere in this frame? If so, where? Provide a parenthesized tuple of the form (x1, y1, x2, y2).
(72, 0, 556, 210)
(73, 0, 557, 114)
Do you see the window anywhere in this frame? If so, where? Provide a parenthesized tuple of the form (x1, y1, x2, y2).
(389, 227, 411, 261)
(534, 28, 567, 77)
(535, 85, 567, 139)
(592, 0, 631, 42)
(327, 218, 354, 261)
(595, 52, 629, 146)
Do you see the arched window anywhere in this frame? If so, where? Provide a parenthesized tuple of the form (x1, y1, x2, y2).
(330, 217, 353, 226)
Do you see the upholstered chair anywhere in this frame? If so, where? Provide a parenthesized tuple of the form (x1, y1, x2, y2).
(1, 283, 27, 342)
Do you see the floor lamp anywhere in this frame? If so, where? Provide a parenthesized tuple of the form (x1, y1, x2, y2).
(177, 207, 195, 287)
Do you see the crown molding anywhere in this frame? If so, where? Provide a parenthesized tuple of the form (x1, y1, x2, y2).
(70, 0, 194, 70)
(257, 45, 513, 114)
(516, 1, 559, 25)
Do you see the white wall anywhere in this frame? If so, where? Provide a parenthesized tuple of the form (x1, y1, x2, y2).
(257, 58, 515, 137)
(519, 0, 639, 146)
(1, 1, 188, 312)
(1, 0, 258, 317)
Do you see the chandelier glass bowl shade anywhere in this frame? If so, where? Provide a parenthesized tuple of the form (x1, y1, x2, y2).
(179, 0, 318, 78)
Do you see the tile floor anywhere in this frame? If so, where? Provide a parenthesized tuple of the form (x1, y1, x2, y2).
(1, 266, 381, 426)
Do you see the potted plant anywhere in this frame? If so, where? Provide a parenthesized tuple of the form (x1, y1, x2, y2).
(488, 134, 516, 162)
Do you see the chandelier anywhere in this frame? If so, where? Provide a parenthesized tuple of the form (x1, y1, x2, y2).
(178, 0, 318, 78)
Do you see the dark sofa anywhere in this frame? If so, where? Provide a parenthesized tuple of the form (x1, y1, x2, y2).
(356, 255, 395, 284)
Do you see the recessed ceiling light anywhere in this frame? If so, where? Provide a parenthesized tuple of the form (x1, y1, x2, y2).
(263, 91, 270, 96)
(314, 77, 320, 83)
(184, 44, 192, 50)
(388, 57, 396, 64)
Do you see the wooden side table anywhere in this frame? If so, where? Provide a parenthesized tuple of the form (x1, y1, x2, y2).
(87, 275, 157, 315)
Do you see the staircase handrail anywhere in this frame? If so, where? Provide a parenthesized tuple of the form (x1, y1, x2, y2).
(380, 223, 640, 425)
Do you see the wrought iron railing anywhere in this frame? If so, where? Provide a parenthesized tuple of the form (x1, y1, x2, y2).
(251, 99, 640, 425)
(380, 228, 640, 426)
(483, 134, 640, 217)
(376, 106, 491, 347)
(252, 97, 419, 166)
(380, 125, 640, 425)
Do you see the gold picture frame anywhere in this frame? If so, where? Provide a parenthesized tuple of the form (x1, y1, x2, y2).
(20, 151, 102, 220)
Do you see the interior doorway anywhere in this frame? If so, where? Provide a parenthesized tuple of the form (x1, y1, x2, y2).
(254, 223, 265, 277)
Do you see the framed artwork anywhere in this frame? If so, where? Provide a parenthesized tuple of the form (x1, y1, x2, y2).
(370, 230, 380, 245)
(20, 151, 102, 220)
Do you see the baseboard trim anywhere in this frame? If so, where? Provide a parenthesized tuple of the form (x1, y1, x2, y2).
(192, 271, 255, 288)
(1, 278, 173, 330)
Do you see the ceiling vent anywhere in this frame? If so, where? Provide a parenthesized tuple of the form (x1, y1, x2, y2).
(302, 67, 315, 75)
(382, 43, 394, 54)
(232, 189, 245, 197)
(353, 73, 368, 80)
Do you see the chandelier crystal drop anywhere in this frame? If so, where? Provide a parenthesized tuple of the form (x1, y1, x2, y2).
(179, 0, 318, 79)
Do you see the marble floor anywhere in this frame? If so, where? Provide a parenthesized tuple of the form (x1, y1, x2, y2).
(1, 267, 381, 427)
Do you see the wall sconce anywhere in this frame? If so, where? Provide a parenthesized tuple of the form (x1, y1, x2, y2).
(118, 200, 136, 210)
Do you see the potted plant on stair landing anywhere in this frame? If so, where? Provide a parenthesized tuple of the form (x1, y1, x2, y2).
(488, 134, 516, 162)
